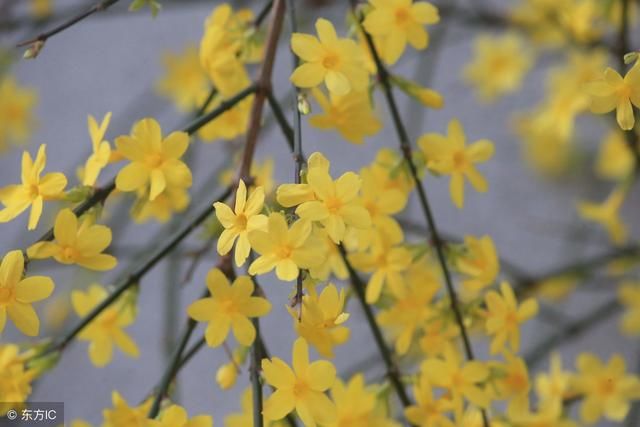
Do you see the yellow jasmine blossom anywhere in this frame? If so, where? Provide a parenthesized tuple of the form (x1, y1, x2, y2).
(30, 0, 52, 19)
(198, 96, 253, 142)
(0, 344, 37, 416)
(586, 64, 640, 130)
(220, 158, 276, 197)
(115, 118, 192, 201)
(0, 76, 37, 153)
(404, 372, 454, 427)
(214, 179, 268, 267)
(391, 75, 444, 110)
(418, 119, 494, 209)
(377, 270, 439, 355)
(491, 353, 531, 419)
(0, 250, 54, 336)
(248, 213, 325, 281)
(71, 284, 138, 367)
(156, 404, 213, 427)
(349, 230, 411, 303)
(363, 0, 440, 65)
(156, 45, 210, 112)
(199, 4, 253, 96)
(308, 227, 348, 281)
(328, 374, 400, 427)
(618, 282, 640, 335)
(290, 18, 369, 96)
(483, 281, 538, 354)
(226, 388, 286, 427)
(102, 391, 154, 427)
(577, 186, 629, 245)
(83, 112, 112, 186)
(131, 186, 190, 223)
(456, 235, 500, 295)
(0, 144, 67, 230)
(596, 130, 636, 181)
(287, 284, 350, 358)
(421, 347, 491, 420)
(535, 353, 574, 416)
(463, 33, 533, 102)
(308, 88, 382, 144)
(262, 338, 337, 427)
(277, 152, 372, 244)
(187, 268, 271, 347)
(572, 353, 640, 423)
(418, 318, 458, 359)
(27, 209, 117, 271)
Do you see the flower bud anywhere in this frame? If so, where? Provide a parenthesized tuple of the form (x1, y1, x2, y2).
(216, 362, 238, 390)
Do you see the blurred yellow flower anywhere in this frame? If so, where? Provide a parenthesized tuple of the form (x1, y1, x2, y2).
(71, 284, 138, 367)
(586, 64, 640, 130)
(618, 282, 640, 335)
(156, 45, 210, 112)
(404, 372, 454, 427)
(456, 235, 500, 295)
(156, 404, 213, 427)
(0, 76, 37, 153)
(577, 186, 629, 245)
(102, 391, 154, 427)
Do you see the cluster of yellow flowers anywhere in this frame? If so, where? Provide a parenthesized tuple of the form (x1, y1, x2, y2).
(1, 0, 640, 425)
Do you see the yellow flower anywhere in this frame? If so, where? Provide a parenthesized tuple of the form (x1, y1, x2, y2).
(70, 284, 138, 367)
(199, 3, 253, 96)
(156, 404, 213, 427)
(586, 64, 640, 130)
(277, 153, 371, 244)
(262, 338, 337, 427)
(0, 344, 37, 415)
(363, 0, 440, 65)
(491, 352, 531, 419)
(0, 144, 67, 230)
(197, 95, 253, 142)
(535, 353, 573, 416)
(102, 391, 154, 427)
(131, 186, 190, 223)
(288, 284, 350, 358)
(577, 186, 628, 245)
(225, 388, 286, 427)
(216, 361, 239, 390)
(308, 88, 382, 144)
(0, 250, 54, 336)
(187, 268, 271, 347)
(463, 33, 533, 102)
(456, 235, 500, 295)
(0, 76, 37, 153)
(572, 353, 640, 423)
(377, 268, 439, 355)
(404, 372, 454, 427)
(308, 227, 348, 281)
(418, 318, 458, 359)
(328, 374, 400, 427)
(83, 112, 112, 186)
(596, 130, 636, 181)
(421, 347, 490, 420)
(349, 230, 411, 303)
(27, 209, 117, 271)
(290, 18, 369, 96)
(214, 179, 268, 267)
(483, 281, 538, 354)
(418, 119, 494, 209)
(115, 118, 192, 201)
(156, 44, 210, 112)
(618, 282, 640, 335)
(248, 213, 325, 281)
(220, 158, 276, 196)
(30, 0, 52, 19)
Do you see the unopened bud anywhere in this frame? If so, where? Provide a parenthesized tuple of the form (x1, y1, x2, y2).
(216, 363, 238, 390)
(624, 51, 639, 65)
(23, 40, 45, 60)
(297, 93, 311, 115)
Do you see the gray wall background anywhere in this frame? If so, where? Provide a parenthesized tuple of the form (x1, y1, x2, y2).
(0, 0, 638, 425)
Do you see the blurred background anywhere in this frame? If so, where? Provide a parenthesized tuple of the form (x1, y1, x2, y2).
(0, 0, 638, 425)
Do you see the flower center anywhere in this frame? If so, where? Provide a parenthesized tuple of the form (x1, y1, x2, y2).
(598, 377, 615, 396)
(234, 214, 248, 231)
(0, 287, 14, 305)
(505, 372, 528, 392)
(292, 379, 310, 398)
(276, 245, 293, 259)
(220, 299, 238, 315)
(147, 153, 164, 168)
(325, 197, 343, 214)
(28, 184, 40, 198)
(60, 246, 78, 263)
(99, 308, 120, 329)
(618, 84, 632, 99)
(452, 150, 468, 170)
(395, 7, 411, 24)
(322, 53, 340, 70)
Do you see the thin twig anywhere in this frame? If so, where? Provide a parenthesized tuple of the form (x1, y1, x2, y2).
(16, 0, 120, 48)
